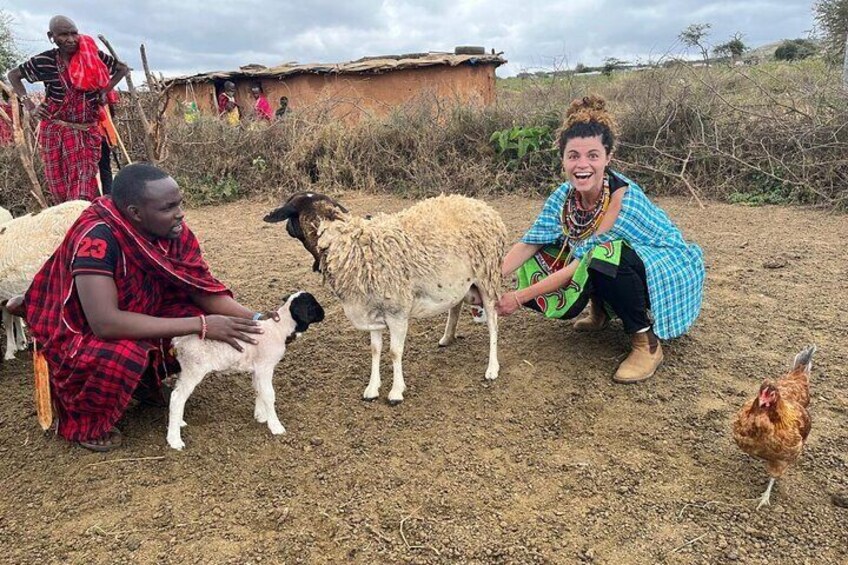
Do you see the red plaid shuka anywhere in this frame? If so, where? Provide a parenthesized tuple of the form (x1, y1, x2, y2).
(25, 197, 230, 441)
(39, 52, 102, 203)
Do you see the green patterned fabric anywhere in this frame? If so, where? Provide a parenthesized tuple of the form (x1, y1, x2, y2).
(516, 240, 623, 318)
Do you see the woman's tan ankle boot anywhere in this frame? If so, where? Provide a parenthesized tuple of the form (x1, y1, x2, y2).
(573, 299, 609, 331)
(613, 329, 663, 383)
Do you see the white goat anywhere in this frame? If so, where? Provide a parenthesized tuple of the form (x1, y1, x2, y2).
(264, 192, 508, 405)
(0, 200, 90, 360)
(167, 291, 325, 450)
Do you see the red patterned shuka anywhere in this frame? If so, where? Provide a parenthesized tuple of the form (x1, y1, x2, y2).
(38, 54, 103, 203)
(24, 197, 230, 442)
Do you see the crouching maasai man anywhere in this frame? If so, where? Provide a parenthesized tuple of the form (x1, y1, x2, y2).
(23, 164, 277, 451)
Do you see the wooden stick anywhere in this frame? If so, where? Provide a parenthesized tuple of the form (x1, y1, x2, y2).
(140, 44, 157, 90)
(668, 532, 708, 555)
(85, 456, 166, 468)
(98, 34, 158, 163)
(103, 106, 132, 164)
(10, 96, 49, 209)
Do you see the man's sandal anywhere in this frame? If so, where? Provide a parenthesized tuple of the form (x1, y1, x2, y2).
(78, 428, 123, 452)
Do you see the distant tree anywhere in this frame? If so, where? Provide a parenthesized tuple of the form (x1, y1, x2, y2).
(713, 33, 747, 62)
(679, 23, 712, 63)
(0, 10, 22, 76)
(602, 57, 627, 76)
(774, 38, 819, 61)
(574, 62, 587, 74)
(813, 0, 848, 63)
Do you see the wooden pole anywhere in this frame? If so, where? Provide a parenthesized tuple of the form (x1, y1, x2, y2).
(0, 82, 49, 209)
(140, 44, 157, 90)
(98, 34, 158, 163)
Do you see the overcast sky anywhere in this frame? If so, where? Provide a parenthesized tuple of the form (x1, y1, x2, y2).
(4, 1, 815, 80)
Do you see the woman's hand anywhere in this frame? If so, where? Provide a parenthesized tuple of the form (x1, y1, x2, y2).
(496, 291, 525, 317)
(203, 315, 263, 351)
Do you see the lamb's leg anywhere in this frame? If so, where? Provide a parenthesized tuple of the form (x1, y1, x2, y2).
(3, 310, 17, 361)
(252, 372, 268, 423)
(167, 369, 206, 451)
(386, 317, 409, 405)
(482, 293, 500, 381)
(438, 303, 463, 347)
(363, 330, 383, 400)
(255, 364, 286, 435)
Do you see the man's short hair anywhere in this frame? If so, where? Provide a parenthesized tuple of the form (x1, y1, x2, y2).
(112, 163, 170, 208)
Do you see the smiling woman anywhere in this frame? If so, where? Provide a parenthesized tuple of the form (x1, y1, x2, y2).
(497, 95, 705, 384)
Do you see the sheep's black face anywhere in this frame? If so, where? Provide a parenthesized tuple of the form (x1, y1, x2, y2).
(287, 291, 325, 333)
(265, 193, 349, 273)
(286, 215, 305, 241)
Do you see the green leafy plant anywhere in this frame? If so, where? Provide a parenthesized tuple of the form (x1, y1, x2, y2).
(252, 156, 268, 172)
(489, 125, 554, 168)
(180, 174, 242, 205)
(728, 172, 793, 206)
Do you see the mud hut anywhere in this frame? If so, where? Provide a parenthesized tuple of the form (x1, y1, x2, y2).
(164, 49, 506, 121)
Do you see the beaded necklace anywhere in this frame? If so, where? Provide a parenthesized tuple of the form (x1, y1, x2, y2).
(556, 173, 611, 264)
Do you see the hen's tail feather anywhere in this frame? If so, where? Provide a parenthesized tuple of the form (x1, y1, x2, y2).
(792, 344, 816, 373)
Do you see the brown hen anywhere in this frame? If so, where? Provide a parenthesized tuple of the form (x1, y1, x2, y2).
(732, 345, 816, 509)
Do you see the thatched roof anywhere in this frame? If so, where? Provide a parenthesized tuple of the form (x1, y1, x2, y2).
(165, 52, 506, 85)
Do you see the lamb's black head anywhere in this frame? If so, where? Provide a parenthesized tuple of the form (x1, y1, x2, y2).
(264, 192, 349, 272)
(284, 291, 325, 333)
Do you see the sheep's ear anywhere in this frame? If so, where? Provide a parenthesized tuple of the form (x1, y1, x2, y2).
(327, 197, 349, 214)
(290, 292, 325, 332)
(264, 203, 298, 223)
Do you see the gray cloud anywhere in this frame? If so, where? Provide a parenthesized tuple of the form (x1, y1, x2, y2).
(4, 0, 815, 79)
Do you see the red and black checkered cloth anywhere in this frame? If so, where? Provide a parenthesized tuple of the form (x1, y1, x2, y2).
(38, 52, 103, 202)
(25, 197, 230, 441)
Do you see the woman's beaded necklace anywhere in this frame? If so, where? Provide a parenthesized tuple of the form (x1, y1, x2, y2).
(556, 173, 611, 264)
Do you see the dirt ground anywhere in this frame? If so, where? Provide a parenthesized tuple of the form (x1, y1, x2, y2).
(0, 192, 846, 565)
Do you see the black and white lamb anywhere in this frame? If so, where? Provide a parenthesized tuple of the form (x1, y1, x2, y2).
(167, 291, 325, 450)
(264, 192, 508, 405)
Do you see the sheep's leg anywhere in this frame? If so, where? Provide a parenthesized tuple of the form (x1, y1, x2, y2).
(3, 310, 17, 361)
(255, 364, 286, 435)
(386, 317, 408, 405)
(482, 293, 500, 381)
(167, 369, 206, 451)
(438, 303, 463, 347)
(363, 330, 383, 400)
(14, 317, 26, 351)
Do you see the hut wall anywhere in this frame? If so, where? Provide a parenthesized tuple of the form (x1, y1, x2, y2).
(166, 63, 496, 121)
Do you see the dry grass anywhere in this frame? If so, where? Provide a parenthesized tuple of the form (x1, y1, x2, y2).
(2, 59, 847, 211)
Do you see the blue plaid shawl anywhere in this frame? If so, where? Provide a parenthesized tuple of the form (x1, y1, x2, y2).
(522, 170, 705, 339)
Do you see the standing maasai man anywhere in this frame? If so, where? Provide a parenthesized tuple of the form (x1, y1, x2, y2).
(17, 164, 278, 452)
(7, 15, 128, 203)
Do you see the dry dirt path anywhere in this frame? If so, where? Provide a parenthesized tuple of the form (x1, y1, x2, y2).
(0, 193, 845, 564)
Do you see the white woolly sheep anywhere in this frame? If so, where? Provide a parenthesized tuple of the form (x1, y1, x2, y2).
(0, 207, 12, 225)
(0, 200, 90, 360)
(166, 291, 325, 451)
(264, 192, 508, 405)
